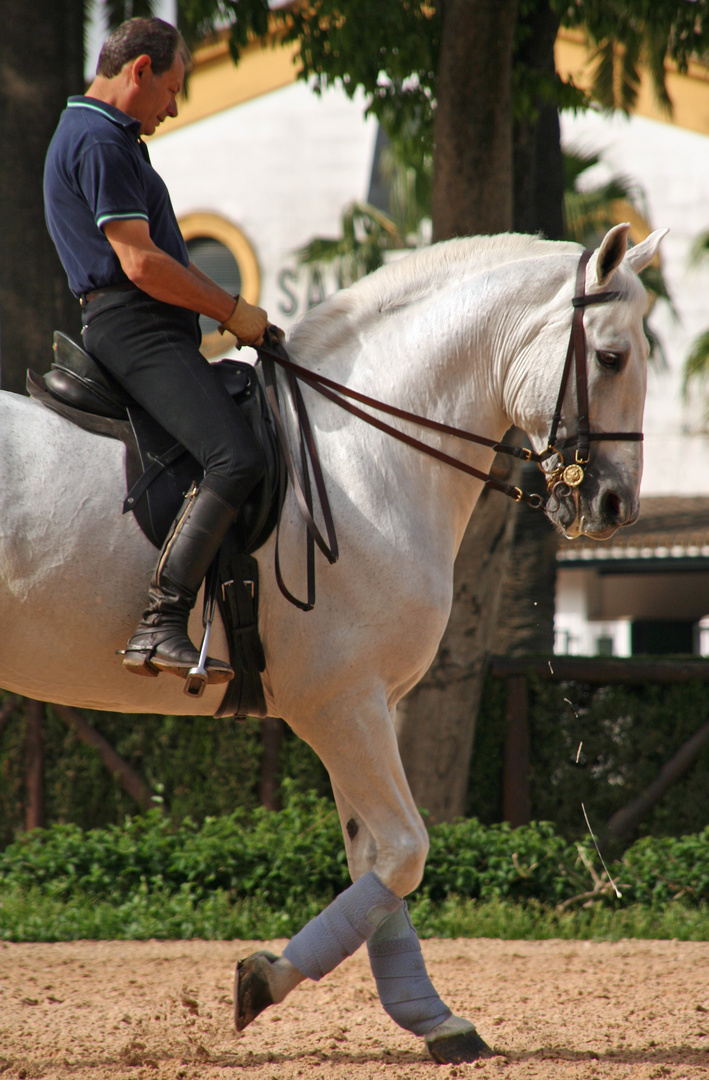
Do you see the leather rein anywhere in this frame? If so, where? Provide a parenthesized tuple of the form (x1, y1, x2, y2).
(258, 248, 643, 610)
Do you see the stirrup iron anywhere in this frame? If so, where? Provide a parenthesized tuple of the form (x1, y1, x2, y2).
(184, 561, 219, 697)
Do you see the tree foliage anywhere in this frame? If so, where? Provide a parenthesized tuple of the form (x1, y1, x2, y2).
(179, 0, 440, 141)
(172, 1, 709, 135)
(552, 0, 709, 113)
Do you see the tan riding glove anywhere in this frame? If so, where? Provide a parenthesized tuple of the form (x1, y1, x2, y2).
(219, 296, 268, 347)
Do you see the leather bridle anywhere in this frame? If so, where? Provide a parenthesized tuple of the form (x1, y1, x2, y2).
(539, 248, 643, 495)
(257, 249, 644, 608)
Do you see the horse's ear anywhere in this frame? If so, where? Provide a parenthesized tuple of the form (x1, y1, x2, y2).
(592, 223, 631, 288)
(624, 227, 670, 275)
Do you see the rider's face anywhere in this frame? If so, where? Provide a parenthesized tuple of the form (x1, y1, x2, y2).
(132, 55, 185, 137)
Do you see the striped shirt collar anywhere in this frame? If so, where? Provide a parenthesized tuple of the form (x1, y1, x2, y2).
(67, 96, 142, 138)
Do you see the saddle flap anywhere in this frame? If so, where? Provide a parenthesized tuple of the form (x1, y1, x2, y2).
(217, 359, 254, 399)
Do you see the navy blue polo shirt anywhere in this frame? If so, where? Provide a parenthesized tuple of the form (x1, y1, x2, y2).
(44, 96, 189, 297)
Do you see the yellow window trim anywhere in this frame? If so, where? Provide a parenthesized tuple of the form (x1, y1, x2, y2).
(180, 212, 262, 357)
(180, 212, 261, 302)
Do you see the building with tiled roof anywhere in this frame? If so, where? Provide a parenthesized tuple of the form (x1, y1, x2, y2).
(556, 497, 709, 656)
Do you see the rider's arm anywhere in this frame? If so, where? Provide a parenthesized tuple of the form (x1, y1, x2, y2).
(102, 217, 267, 344)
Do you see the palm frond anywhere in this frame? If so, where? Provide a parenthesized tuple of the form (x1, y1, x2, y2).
(563, 148, 602, 190)
(642, 320, 668, 372)
(591, 41, 617, 111)
(618, 41, 641, 114)
(683, 331, 709, 398)
(562, 147, 648, 244)
(295, 201, 409, 285)
(642, 24, 674, 116)
(638, 265, 677, 319)
(689, 231, 709, 267)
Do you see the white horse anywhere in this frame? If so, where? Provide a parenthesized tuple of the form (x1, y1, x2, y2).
(0, 224, 665, 1062)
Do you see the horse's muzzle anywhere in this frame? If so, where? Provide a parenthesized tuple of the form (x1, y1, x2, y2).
(545, 469, 640, 541)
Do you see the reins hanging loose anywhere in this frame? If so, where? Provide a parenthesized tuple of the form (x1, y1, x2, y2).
(256, 248, 643, 610)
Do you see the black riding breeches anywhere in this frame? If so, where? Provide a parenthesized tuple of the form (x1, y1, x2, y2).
(81, 288, 266, 512)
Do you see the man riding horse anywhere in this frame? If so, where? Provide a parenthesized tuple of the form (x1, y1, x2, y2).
(44, 16, 267, 686)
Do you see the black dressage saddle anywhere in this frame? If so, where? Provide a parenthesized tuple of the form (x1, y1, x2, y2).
(27, 332, 283, 719)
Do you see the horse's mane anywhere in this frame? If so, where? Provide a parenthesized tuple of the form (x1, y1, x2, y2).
(288, 232, 581, 358)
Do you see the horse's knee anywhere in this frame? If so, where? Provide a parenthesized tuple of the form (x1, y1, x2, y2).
(377, 818, 429, 898)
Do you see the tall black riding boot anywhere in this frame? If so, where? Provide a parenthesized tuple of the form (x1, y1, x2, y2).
(123, 485, 237, 683)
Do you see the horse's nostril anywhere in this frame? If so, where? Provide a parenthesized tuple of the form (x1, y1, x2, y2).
(603, 491, 623, 522)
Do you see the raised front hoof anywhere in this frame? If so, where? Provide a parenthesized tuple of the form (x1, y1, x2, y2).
(425, 1029, 496, 1065)
(234, 951, 278, 1032)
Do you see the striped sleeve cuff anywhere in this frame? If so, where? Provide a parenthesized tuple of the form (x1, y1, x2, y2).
(96, 211, 149, 229)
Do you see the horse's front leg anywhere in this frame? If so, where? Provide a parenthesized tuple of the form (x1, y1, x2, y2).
(234, 693, 494, 1064)
(330, 779, 494, 1064)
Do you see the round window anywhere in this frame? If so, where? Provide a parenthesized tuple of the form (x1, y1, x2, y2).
(179, 213, 261, 357)
(186, 237, 242, 338)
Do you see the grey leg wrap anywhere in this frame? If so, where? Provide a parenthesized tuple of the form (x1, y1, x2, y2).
(367, 903, 452, 1036)
(283, 871, 403, 981)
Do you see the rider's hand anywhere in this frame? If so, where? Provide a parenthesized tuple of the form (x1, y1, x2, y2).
(219, 296, 268, 347)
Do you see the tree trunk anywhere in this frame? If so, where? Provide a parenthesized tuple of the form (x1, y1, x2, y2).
(432, 0, 519, 240)
(492, 461, 558, 658)
(602, 719, 709, 847)
(0, 0, 83, 394)
(260, 717, 284, 811)
(0, 695, 19, 737)
(398, 0, 520, 821)
(499, 0, 563, 647)
(54, 705, 155, 811)
(512, 1, 564, 240)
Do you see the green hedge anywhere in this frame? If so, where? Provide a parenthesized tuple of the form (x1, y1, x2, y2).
(2, 787, 708, 911)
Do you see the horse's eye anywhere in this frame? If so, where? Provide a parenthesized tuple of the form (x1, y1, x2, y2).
(596, 350, 625, 371)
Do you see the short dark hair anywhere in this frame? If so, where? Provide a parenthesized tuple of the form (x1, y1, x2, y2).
(96, 17, 192, 79)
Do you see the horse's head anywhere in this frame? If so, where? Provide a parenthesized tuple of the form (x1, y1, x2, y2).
(510, 223, 668, 541)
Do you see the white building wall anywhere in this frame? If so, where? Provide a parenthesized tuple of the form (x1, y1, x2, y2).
(148, 81, 379, 332)
(560, 109, 709, 498)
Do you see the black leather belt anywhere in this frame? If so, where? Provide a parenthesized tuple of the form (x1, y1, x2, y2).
(80, 282, 136, 306)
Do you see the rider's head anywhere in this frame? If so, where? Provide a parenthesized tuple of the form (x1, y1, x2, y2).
(93, 18, 192, 137)
(96, 17, 192, 80)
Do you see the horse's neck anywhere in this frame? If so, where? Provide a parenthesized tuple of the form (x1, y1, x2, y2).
(287, 281, 515, 553)
(298, 284, 509, 430)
